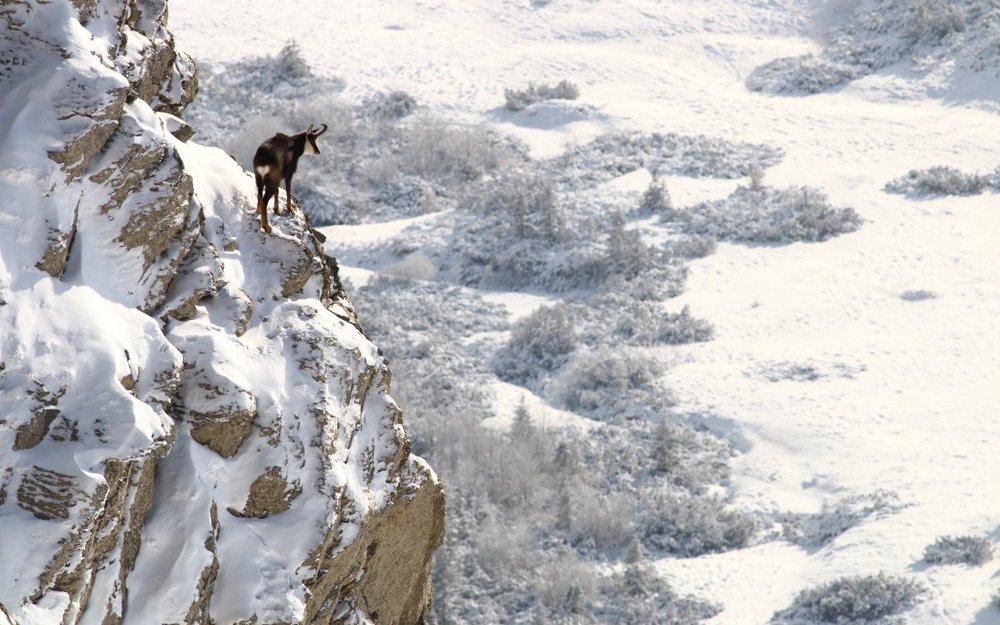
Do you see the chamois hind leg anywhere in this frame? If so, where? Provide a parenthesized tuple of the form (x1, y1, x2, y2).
(285, 177, 294, 215)
(273, 185, 280, 218)
(259, 185, 274, 233)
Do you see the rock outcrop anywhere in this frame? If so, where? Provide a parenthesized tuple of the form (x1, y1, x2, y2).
(0, 2, 443, 625)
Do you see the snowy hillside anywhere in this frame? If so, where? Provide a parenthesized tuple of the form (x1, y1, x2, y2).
(0, 2, 441, 624)
(166, 0, 1000, 624)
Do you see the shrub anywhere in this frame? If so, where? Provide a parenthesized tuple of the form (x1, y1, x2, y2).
(904, 0, 966, 43)
(399, 113, 519, 186)
(746, 0, 989, 95)
(504, 80, 581, 111)
(552, 131, 783, 187)
(884, 165, 993, 196)
(684, 184, 861, 243)
(781, 490, 906, 547)
(612, 303, 714, 346)
(772, 573, 925, 624)
(493, 304, 578, 386)
(361, 89, 418, 121)
(923, 534, 993, 565)
(563, 485, 635, 551)
(553, 349, 670, 419)
(536, 552, 596, 612)
(747, 54, 862, 94)
(667, 236, 717, 259)
(643, 494, 757, 556)
(640, 176, 674, 214)
(470, 172, 565, 242)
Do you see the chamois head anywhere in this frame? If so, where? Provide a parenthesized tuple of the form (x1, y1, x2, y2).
(303, 123, 328, 155)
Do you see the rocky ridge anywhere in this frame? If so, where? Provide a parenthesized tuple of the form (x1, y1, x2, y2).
(0, 1, 443, 624)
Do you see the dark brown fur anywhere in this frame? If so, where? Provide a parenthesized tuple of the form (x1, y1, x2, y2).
(252, 124, 327, 233)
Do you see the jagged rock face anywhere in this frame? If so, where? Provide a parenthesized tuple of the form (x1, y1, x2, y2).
(0, 2, 444, 625)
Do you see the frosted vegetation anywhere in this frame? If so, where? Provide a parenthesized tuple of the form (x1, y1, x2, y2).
(771, 573, 926, 625)
(186, 42, 875, 625)
(779, 490, 906, 547)
(748, 0, 1000, 94)
(678, 183, 862, 244)
(350, 278, 742, 624)
(922, 535, 994, 565)
(504, 80, 581, 111)
(884, 165, 1000, 197)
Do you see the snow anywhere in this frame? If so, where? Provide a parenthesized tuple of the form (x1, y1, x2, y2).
(169, 0, 1000, 620)
(65, 0, 1000, 622)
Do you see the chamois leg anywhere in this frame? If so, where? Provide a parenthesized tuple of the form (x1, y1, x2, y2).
(285, 177, 294, 214)
(273, 186, 280, 218)
(259, 185, 274, 233)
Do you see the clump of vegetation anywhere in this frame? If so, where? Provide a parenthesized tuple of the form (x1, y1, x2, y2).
(493, 305, 578, 387)
(361, 89, 418, 121)
(639, 176, 675, 214)
(643, 494, 757, 556)
(552, 131, 783, 187)
(884, 165, 996, 197)
(553, 349, 671, 420)
(781, 491, 906, 547)
(772, 573, 926, 624)
(923, 534, 993, 565)
(504, 80, 581, 111)
(747, 0, 992, 95)
(682, 183, 862, 244)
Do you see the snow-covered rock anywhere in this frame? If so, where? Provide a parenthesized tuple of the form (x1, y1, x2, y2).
(0, 2, 443, 624)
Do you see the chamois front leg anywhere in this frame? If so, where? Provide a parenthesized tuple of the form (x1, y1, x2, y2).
(285, 177, 294, 215)
(272, 185, 280, 218)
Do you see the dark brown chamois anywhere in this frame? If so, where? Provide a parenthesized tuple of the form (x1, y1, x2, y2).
(252, 123, 327, 233)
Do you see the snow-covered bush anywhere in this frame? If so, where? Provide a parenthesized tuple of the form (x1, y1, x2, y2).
(781, 490, 906, 547)
(184, 41, 345, 138)
(684, 184, 861, 243)
(640, 176, 675, 214)
(884, 165, 994, 196)
(596, 546, 722, 625)
(535, 551, 597, 612)
(493, 304, 578, 386)
(552, 131, 783, 187)
(667, 235, 718, 259)
(399, 113, 521, 186)
(554, 349, 671, 419)
(772, 573, 925, 624)
(361, 89, 418, 121)
(504, 80, 581, 111)
(562, 485, 635, 551)
(904, 0, 967, 43)
(470, 171, 565, 242)
(437, 173, 675, 293)
(643, 494, 757, 556)
(748, 0, 995, 95)
(923, 535, 993, 565)
(612, 302, 714, 346)
(746, 55, 862, 94)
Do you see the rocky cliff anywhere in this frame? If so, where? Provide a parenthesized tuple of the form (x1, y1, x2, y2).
(0, 2, 444, 624)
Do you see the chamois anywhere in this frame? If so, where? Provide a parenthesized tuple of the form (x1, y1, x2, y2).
(253, 123, 327, 233)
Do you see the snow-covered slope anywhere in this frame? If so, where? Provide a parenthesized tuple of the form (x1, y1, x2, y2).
(0, 2, 442, 624)
(168, 1, 1000, 624)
